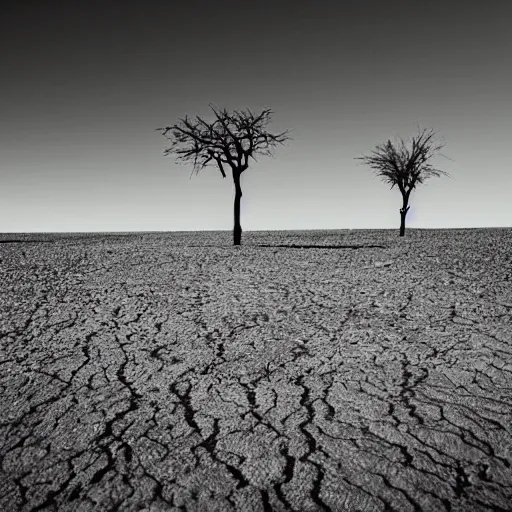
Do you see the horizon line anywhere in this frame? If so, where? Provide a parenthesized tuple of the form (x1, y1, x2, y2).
(1, 226, 510, 236)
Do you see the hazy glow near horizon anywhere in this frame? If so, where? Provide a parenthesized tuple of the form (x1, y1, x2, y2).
(1, 1, 511, 232)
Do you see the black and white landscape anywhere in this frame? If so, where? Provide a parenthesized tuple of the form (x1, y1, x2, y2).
(1, 0, 512, 510)
(1, 229, 511, 511)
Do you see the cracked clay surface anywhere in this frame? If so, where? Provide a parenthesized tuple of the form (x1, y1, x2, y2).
(1, 228, 511, 512)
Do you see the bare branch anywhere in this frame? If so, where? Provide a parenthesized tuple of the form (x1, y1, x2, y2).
(356, 127, 449, 195)
(157, 105, 291, 178)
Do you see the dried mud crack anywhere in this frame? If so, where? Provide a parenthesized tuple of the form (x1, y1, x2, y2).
(1, 229, 511, 511)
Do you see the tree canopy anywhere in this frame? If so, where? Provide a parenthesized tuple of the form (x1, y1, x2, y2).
(156, 105, 291, 178)
(356, 128, 449, 194)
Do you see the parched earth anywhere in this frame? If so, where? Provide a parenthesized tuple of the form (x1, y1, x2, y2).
(0, 228, 511, 512)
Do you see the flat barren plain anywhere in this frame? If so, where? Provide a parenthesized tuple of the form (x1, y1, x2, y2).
(0, 228, 511, 512)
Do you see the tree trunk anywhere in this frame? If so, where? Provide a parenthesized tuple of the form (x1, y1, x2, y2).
(399, 205, 410, 237)
(233, 171, 242, 246)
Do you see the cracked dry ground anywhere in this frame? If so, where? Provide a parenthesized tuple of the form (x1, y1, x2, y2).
(1, 229, 511, 512)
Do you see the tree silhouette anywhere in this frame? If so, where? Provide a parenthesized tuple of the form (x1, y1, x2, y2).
(156, 105, 290, 246)
(356, 128, 449, 236)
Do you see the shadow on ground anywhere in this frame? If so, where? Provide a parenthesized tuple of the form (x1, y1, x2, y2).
(255, 243, 387, 249)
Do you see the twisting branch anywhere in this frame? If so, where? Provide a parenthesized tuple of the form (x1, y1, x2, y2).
(156, 105, 291, 178)
(356, 128, 449, 192)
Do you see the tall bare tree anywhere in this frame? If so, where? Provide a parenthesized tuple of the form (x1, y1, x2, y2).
(156, 105, 290, 245)
(356, 128, 449, 236)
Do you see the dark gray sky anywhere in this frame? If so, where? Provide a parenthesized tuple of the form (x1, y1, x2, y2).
(1, 0, 511, 232)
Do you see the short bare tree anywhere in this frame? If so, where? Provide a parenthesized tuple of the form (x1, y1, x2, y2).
(156, 105, 290, 246)
(356, 128, 449, 236)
